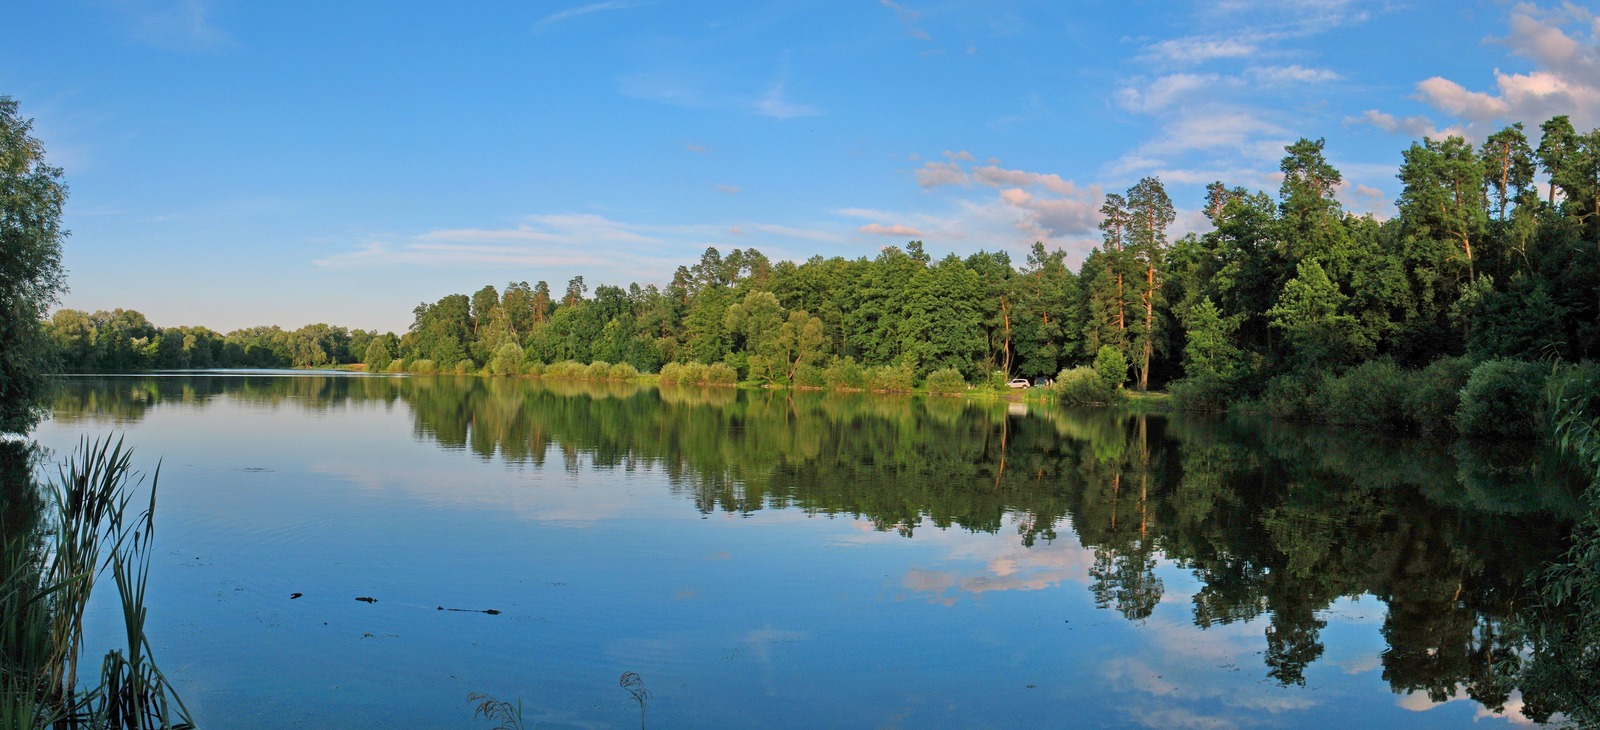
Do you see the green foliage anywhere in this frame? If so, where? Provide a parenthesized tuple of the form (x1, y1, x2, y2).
(822, 356, 866, 390)
(384, 359, 405, 374)
(41, 113, 1600, 437)
(545, 360, 587, 379)
(706, 362, 738, 385)
(923, 367, 967, 395)
(1317, 359, 1410, 428)
(1236, 375, 1320, 420)
(608, 362, 639, 381)
(1179, 298, 1243, 382)
(408, 359, 437, 375)
(490, 343, 523, 377)
(1, 437, 192, 728)
(454, 359, 473, 375)
(1507, 361, 1600, 725)
(1267, 261, 1370, 372)
(1402, 356, 1473, 434)
(865, 363, 914, 393)
(1167, 375, 1231, 412)
(522, 360, 546, 377)
(364, 337, 395, 373)
(793, 363, 825, 388)
(0, 97, 68, 433)
(1093, 346, 1128, 389)
(660, 360, 733, 385)
(1457, 359, 1547, 439)
(1055, 366, 1115, 406)
(586, 360, 612, 381)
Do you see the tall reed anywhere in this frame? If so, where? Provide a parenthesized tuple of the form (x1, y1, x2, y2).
(0, 435, 192, 729)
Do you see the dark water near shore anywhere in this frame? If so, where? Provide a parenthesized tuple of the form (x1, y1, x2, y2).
(32, 373, 1584, 728)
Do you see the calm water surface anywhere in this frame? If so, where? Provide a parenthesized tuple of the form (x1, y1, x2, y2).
(35, 373, 1582, 728)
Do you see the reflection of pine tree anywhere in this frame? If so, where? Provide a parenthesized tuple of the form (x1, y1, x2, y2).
(1088, 542, 1164, 622)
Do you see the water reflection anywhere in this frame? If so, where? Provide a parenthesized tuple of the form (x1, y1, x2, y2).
(50, 374, 1587, 722)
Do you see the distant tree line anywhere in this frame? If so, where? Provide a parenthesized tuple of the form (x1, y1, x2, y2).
(45, 115, 1600, 422)
(45, 307, 382, 371)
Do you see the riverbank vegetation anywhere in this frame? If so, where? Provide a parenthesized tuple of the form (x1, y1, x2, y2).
(46, 116, 1600, 441)
(0, 438, 192, 728)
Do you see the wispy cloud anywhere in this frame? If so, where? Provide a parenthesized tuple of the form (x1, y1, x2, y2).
(880, 0, 931, 40)
(859, 222, 924, 237)
(754, 79, 823, 119)
(534, 0, 652, 31)
(107, 0, 232, 52)
(1344, 109, 1464, 140)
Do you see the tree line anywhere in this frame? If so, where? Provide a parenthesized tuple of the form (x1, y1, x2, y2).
(46, 115, 1600, 415)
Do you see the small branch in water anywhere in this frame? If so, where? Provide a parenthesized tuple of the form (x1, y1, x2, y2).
(437, 606, 502, 615)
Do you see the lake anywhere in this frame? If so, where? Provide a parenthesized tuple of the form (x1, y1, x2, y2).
(32, 373, 1584, 728)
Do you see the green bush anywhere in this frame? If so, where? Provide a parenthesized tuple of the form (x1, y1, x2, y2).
(1318, 359, 1408, 427)
(706, 362, 738, 385)
(490, 343, 523, 377)
(544, 360, 588, 379)
(1167, 374, 1230, 411)
(680, 361, 709, 385)
(363, 339, 393, 373)
(1056, 366, 1114, 406)
(608, 362, 639, 380)
(586, 360, 612, 381)
(793, 363, 826, 388)
(1403, 355, 1473, 433)
(924, 367, 967, 395)
(1457, 359, 1547, 439)
(1094, 346, 1128, 390)
(823, 356, 867, 390)
(523, 360, 546, 377)
(454, 359, 474, 375)
(408, 359, 437, 374)
(1235, 374, 1318, 420)
(985, 370, 1010, 391)
(866, 363, 914, 392)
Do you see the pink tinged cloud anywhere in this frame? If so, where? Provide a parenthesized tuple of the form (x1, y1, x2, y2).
(1398, 6, 1600, 131)
(915, 160, 969, 188)
(972, 165, 1081, 196)
(859, 222, 925, 237)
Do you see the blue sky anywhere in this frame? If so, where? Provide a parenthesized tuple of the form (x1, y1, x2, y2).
(4, 0, 1598, 333)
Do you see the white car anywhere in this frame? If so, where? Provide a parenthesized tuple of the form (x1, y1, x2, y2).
(1007, 378, 1031, 389)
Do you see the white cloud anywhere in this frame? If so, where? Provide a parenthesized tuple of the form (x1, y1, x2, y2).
(314, 213, 844, 277)
(906, 156, 1104, 252)
(1246, 65, 1340, 84)
(1386, 4, 1600, 133)
(1344, 109, 1465, 140)
(1134, 111, 1290, 158)
(535, 1, 652, 30)
(1142, 37, 1258, 64)
(1117, 74, 1232, 112)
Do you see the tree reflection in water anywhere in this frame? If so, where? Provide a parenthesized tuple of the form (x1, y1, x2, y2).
(51, 374, 1591, 720)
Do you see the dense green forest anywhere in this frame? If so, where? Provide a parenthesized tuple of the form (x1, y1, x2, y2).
(46, 116, 1600, 422)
